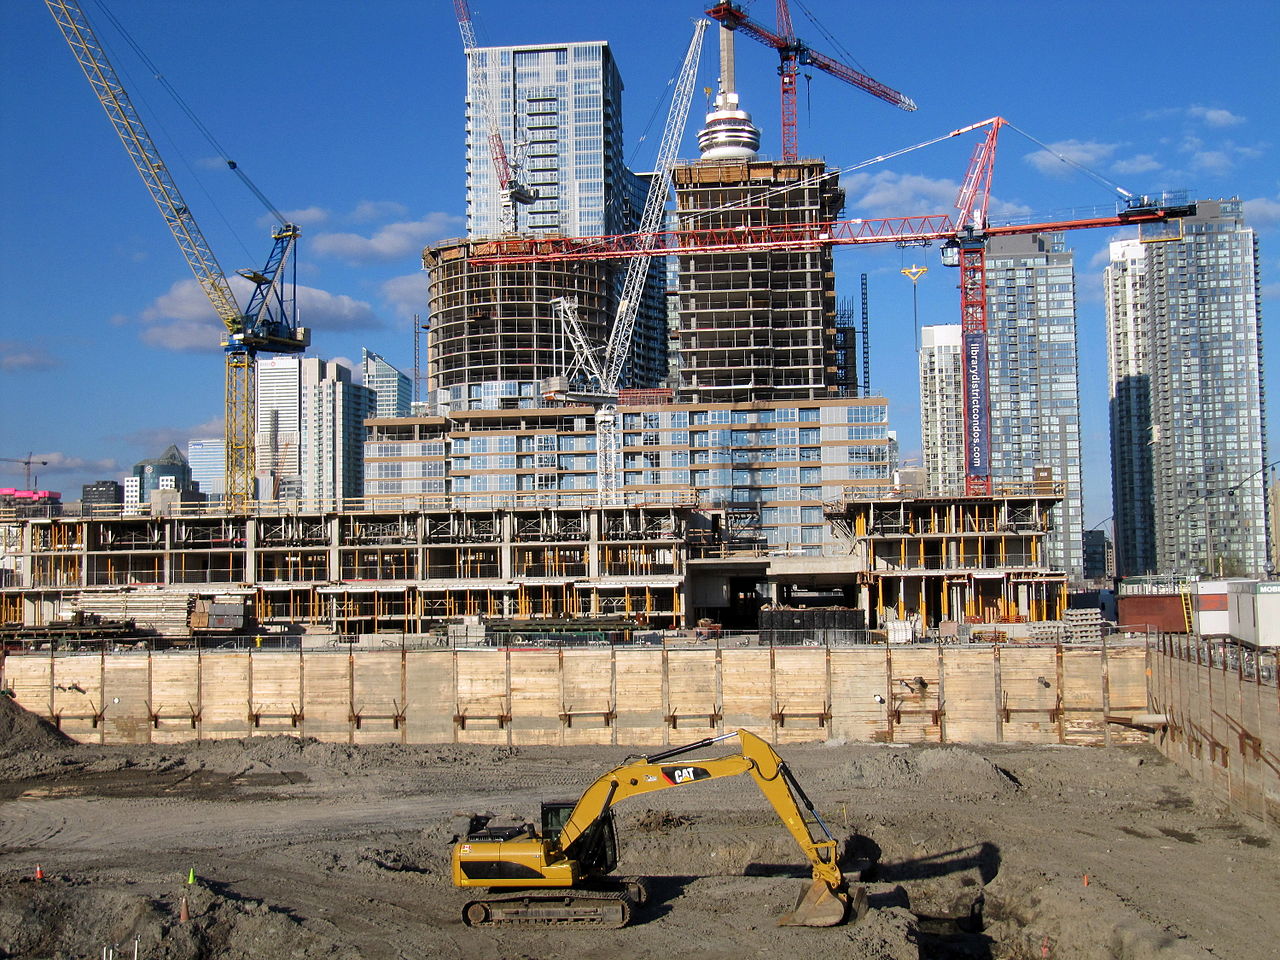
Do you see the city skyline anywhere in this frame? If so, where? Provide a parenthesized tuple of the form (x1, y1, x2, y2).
(2, 1, 1277, 532)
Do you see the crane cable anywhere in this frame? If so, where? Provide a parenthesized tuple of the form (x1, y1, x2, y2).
(89, 0, 289, 224)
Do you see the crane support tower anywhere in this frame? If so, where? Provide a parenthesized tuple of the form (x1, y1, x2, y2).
(706, 1, 916, 162)
(46, 1, 309, 511)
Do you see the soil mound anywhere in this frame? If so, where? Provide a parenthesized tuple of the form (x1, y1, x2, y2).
(0, 694, 73, 758)
(842, 747, 1020, 799)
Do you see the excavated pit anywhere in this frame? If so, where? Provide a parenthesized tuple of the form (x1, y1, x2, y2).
(0, 695, 1274, 959)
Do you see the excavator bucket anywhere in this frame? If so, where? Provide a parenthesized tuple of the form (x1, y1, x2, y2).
(778, 880, 863, 927)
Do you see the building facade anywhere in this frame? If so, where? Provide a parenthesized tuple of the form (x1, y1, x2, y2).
(361, 348, 412, 419)
(465, 40, 639, 240)
(365, 396, 894, 555)
(186, 439, 224, 500)
(919, 324, 965, 495)
(983, 233, 1084, 581)
(1105, 199, 1268, 577)
(671, 158, 845, 401)
(129, 445, 195, 504)
(256, 357, 373, 504)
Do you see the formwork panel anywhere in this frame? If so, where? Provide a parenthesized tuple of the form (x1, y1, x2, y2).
(100, 656, 151, 744)
(1208, 667, 1230, 796)
(1107, 647, 1150, 745)
(302, 652, 354, 743)
(613, 649, 664, 745)
(404, 650, 456, 743)
(509, 650, 560, 744)
(198, 653, 252, 740)
(888, 647, 941, 743)
(560, 650, 616, 746)
(1061, 648, 1105, 744)
(720, 648, 772, 735)
(829, 648, 889, 742)
(665, 649, 719, 735)
(454, 650, 511, 745)
(5, 657, 52, 725)
(50, 656, 105, 744)
(351, 651, 405, 745)
(245, 652, 302, 738)
(771, 648, 830, 743)
(941, 647, 997, 742)
(149, 654, 202, 744)
(997, 647, 1057, 743)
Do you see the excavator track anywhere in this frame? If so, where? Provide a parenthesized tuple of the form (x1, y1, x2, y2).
(462, 890, 633, 928)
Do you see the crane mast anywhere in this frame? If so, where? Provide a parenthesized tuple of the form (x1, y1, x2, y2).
(46, 0, 308, 510)
(706, 1, 915, 162)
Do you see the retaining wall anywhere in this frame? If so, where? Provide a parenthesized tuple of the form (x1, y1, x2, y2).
(0, 643, 1149, 747)
(1149, 637, 1280, 826)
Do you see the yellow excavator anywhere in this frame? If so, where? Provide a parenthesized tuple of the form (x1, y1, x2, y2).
(452, 728, 865, 928)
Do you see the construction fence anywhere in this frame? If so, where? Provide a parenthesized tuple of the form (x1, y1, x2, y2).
(0, 642, 1151, 748)
(1149, 636, 1280, 827)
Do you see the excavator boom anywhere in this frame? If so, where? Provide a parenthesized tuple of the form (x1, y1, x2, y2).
(452, 729, 856, 928)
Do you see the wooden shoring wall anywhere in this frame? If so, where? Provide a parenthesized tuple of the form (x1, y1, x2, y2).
(1150, 637, 1279, 826)
(2, 643, 1155, 750)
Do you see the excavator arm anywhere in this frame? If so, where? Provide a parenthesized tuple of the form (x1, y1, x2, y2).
(556, 730, 844, 895)
(452, 729, 856, 927)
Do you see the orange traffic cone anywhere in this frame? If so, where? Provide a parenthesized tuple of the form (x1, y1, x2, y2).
(179, 896, 190, 924)
(34, 864, 44, 882)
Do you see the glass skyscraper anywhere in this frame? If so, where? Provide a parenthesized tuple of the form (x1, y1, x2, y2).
(361, 348, 412, 419)
(1105, 199, 1267, 577)
(918, 324, 965, 496)
(984, 233, 1084, 581)
(465, 41, 641, 240)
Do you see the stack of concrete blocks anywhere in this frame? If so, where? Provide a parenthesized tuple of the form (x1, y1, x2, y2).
(1063, 608, 1105, 643)
(1029, 621, 1066, 642)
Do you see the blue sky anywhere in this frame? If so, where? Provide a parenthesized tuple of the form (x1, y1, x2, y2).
(2, 1, 1277, 528)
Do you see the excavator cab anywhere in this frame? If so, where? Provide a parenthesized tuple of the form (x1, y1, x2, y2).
(544, 801, 618, 876)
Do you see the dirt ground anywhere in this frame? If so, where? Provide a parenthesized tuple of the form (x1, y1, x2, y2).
(0, 696, 1275, 960)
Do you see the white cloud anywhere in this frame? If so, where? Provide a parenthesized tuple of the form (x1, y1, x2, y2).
(0, 340, 59, 372)
(138, 276, 382, 352)
(1190, 150, 1232, 172)
(274, 206, 331, 227)
(294, 285, 382, 332)
(312, 212, 464, 263)
(1244, 195, 1280, 228)
(351, 200, 410, 222)
(0, 451, 119, 479)
(843, 170, 958, 215)
(1188, 105, 1245, 127)
(1023, 140, 1119, 178)
(381, 272, 429, 321)
(1112, 153, 1162, 176)
(842, 170, 1031, 223)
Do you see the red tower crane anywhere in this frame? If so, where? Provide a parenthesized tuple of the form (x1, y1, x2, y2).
(705, 1, 916, 162)
(464, 117, 1197, 497)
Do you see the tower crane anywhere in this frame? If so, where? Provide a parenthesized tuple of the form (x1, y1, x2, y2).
(46, 0, 309, 512)
(454, 0, 537, 234)
(467, 117, 1196, 497)
(705, 1, 915, 162)
(542, 19, 709, 505)
(0, 455, 49, 491)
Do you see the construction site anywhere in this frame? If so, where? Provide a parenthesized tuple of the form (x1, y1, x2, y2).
(2, 1, 1277, 957)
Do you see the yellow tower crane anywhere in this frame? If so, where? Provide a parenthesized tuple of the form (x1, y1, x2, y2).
(46, 1, 309, 511)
